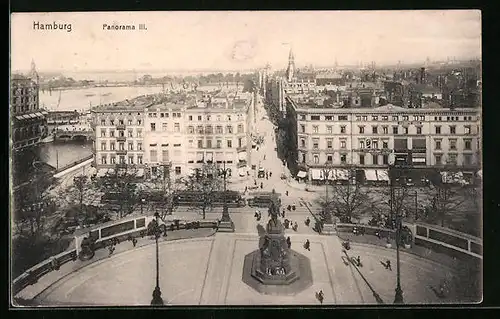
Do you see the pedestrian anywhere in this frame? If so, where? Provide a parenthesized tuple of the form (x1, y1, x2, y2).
(132, 238, 137, 247)
(269, 172, 272, 177)
(305, 217, 310, 226)
(264, 155, 266, 160)
(356, 256, 361, 266)
(245, 186, 248, 193)
(286, 236, 291, 249)
(293, 222, 298, 231)
(316, 290, 324, 304)
(260, 182, 263, 189)
(108, 245, 115, 256)
(285, 190, 289, 196)
(304, 239, 310, 251)
(282, 209, 285, 218)
(386, 260, 392, 271)
(254, 179, 257, 186)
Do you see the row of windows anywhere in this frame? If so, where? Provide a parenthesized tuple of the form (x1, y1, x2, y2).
(299, 124, 474, 135)
(187, 137, 244, 149)
(434, 154, 474, 165)
(299, 114, 476, 122)
(149, 123, 181, 132)
(100, 141, 143, 151)
(100, 128, 143, 138)
(301, 153, 476, 166)
(185, 124, 244, 135)
(148, 112, 182, 118)
(101, 154, 143, 165)
(434, 138, 473, 151)
(187, 114, 244, 122)
(100, 118, 142, 126)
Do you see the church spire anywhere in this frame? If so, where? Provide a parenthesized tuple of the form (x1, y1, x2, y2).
(286, 47, 295, 82)
(29, 59, 39, 84)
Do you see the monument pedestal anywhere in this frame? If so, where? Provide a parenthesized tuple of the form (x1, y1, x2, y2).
(217, 206, 235, 232)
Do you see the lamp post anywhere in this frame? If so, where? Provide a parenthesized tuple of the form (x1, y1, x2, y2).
(151, 212, 164, 306)
(321, 162, 334, 223)
(389, 164, 404, 304)
(141, 197, 145, 215)
(218, 161, 235, 231)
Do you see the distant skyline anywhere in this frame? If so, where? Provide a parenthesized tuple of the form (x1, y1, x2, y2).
(11, 10, 481, 72)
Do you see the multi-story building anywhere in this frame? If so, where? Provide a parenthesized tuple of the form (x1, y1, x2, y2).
(10, 74, 48, 151)
(288, 99, 481, 181)
(91, 91, 253, 181)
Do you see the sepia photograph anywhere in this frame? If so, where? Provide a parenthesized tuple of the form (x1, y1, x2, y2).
(10, 10, 482, 306)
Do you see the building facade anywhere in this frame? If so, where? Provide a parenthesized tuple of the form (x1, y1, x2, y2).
(92, 93, 252, 181)
(291, 101, 481, 180)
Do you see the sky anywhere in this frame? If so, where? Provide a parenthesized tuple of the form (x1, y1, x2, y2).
(10, 10, 481, 72)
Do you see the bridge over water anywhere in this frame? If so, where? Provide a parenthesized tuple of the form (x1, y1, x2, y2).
(55, 125, 93, 141)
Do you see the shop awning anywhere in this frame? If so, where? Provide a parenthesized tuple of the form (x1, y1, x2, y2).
(206, 152, 214, 162)
(376, 169, 389, 181)
(311, 169, 322, 180)
(365, 169, 378, 181)
(215, 152, 224, 161)
(196, 152, 204, 161)
(187, 152, 195, 162)
(333, 169, 349, 180)
(238, 151, 247, 161)
(297, 171, 307, 178)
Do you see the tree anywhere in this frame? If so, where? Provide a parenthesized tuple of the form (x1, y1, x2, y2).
(376, 180, 413, 229)
(97, 164, 140, 219)
(181, 163, 223, 219)
(318, 169, 371, 224)
(423, 184, 470, 228)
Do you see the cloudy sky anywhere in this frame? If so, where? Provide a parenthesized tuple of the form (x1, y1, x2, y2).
(11, 10, 481, 72)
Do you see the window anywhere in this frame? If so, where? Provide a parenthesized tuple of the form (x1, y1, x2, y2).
(464, 154, 472, 165)
(110, 156, 116, 164)
(435, 126, 441, 134)
(217, 115, 221, 121)
(137, 143, 142, 150)
(372, 126, 378, 134)
(128, 142, 133, 150)
(435, 139, 442, 150)
(413, 115, 418, 121)
(207, 115, 211, 121)
(119, 142, 125, 151)
(128, 156, 134, 164)
(312, 138, 319, 149)
(138, 155, 143, 164)
(340, 140, 346, 148)
(101, 119, 106, 125)
(217, 140, 222, 148)
(313, 125, 319, 133)
(197, 125, 204, 134)
(356, 116, 361, 121)
(110, 120, 115, 125)
(449, 139, 457, 150)
(435, 154, 442, 165)
(325, 116, 333, 121)
(338, 115, 348, 121)
(340, 154, 347, 164)
(118, 130, 125, 137)
(188, 140, 194, 148)
(372, 140, 378, 149)
(420, 116, 425, 121)
(188, 115, 193, 121)
(198, 140, 203, 148)
(392, 116, 398, 121)
(227, 115, 232, 121)
(450, 126, 456, 134)
(119, 119, 124, 125)
(216, 126, 223, 134)
(327, 126, 333, 134)
(403, 115, 409, 121)
(101, 155, 107, 164)
(162, 150, 169, 162)
(404, 127, 409, 134)
(300, 115, 306, 120)
(448, 154, 457, 165)
(313, 154, 319, 164)
(301, 139, 306, 148)
(151, 123, 156, 131)
(340, 126, 346, 134)
(227, 125, 233, 134)
(175, 166, 181, 175)
(382, 141, 388, 149)
(416, 127, 422, 135)
(174, 123, 180, 132)
(372, 116, 378, 121)
(359, 126, 365, 134)
(206, 125, 213, 134)
(359, 140, 365, 149)
(101, 142, 106, 150)
(137, 119, 142, 125)
(162, 123, 168, 132)
(464, 139, 472, 150)
(393, 126, 398, 134)
(227, 140, 232, 148)
(207, 139, 213, 149)
(110, 142, 115, 151)
(160, 113, 164, 118)
(311, 115, 320, 121)
(465, 126, 471, 135)
(373, 154, 379, 165)
(327, 139, 333, 149)
(382, 116, 388, 121)
(383, 155, 389, 165)
(128, 119, 133, 125)
(300, 125, 306, 133)
(198, 115, 202, 121)
(150, 150, 158, 162)
(100, 129, 106, 137)
(237, 124, 243, 133)
(359, 154, 365, 165)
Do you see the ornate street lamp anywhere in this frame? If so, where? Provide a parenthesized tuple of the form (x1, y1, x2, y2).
(321, 162, 334, 224)
(151, 212, 165, 306)
(217, 161, 235, 231)
(389, 164, 404, 304)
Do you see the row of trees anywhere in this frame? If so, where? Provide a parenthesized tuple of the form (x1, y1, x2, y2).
(317, 169, 480, 233)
